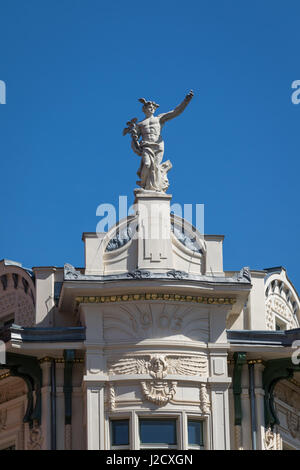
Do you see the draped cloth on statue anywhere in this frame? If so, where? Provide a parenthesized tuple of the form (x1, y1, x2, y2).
(135, 140, 172, 192)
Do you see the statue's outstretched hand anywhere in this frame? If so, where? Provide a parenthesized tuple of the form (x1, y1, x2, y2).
(185, 90, 194, 102)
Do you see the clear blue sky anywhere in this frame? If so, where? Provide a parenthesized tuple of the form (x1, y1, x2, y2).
(0, 1, 299, 290)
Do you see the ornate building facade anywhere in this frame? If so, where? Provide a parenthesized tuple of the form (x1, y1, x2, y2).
(0, 187, 299, 450)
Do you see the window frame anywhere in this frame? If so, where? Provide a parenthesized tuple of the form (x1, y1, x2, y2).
(139, 416, 178, 449)
(107, 411, 208, 450)
(187, 418, 205, 450)
(275, 315, 287, 331)
(108, 416, 131, 450)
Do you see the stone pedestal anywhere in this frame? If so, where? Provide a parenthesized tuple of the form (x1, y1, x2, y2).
(134, 189, 173, 271)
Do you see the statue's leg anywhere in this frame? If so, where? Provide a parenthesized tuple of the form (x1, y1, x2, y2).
(140, 148, 155, 190)
(142, 151, 151, 169)
(155, 141, 165, 165)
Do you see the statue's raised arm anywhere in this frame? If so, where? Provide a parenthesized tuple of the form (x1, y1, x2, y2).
(159, 90, 194, 124)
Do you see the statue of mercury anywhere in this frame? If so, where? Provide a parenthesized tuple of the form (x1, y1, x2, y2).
(123, 90, 194, 192)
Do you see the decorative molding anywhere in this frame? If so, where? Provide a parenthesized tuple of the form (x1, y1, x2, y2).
(108, 354, 208, 378)
(64, 264, 83, 280)
(104, 303, 209, 342)
(0, 371, 11, 381)
(75, 293, 236, 306)
(39, 357, 84, 364)
(64, 263, 250, 286)
(106, 225, 134, 252)
(127, 270, 151, 280)
(141, 380, 177, 405)
(65, 424, 72, 450)
(266, 296, 298, 330)
(228, 359, 263, 365)
(106, 383, 116, 411)
(108, 355, 149, 376)
(166, 270, 188, 280)
(171, 223, 203, 254)
(236, 267, 251, 283)
(105, 219, 205, 255)
(234, 425, 243, 450)
(199, 383, 210, 414)
(108, 354, 208, 407)
(264, 426, 282, 450)
(265, 275, 300, 331)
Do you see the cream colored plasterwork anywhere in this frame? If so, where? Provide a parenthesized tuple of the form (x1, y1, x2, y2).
(105, 383, 116, 411)
(141, 380, 177, 405)
(104, 303, 209, 342)
(199, 383, 210, 414)
(108, 354, 208, 407)
(76, 294, 235, 306)
(265, 276, 300, 331)
(108, 354, 208, 378)
(266, 295, 298, 330)
(264, 427, 282, 450)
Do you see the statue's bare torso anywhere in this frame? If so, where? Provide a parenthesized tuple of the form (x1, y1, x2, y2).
(137, 116, 164, 143)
